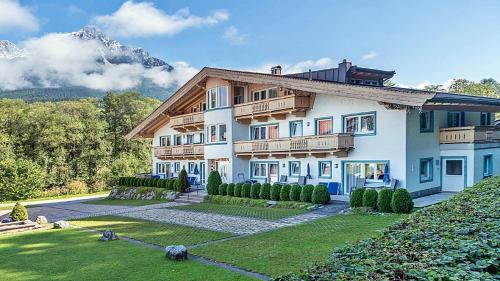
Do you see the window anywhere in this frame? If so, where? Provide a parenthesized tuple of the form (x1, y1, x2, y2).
(251, 124, 279, 140)
(251, 162, 278, 180)
(174, 162, 180, 173)
(188, 162, 195, 174)
(233, 86, 245, 105)
(318, 161, 332, 178)
(186, 134, 194, 144)
(159, 135, 171, 146)
(156, 162, 168, 174)
(198, 133, 205, 144)
(289, 161, 301, 177)
(289, 121, 303, 137)
(209, 125, 217, 143)
(419, 158, 433, 183)
(207, 86, 229, 109)
(252, 162, 268, 178)
(218, 124, 227, 142)
(252, 87, 278, 101)
(364, 163, 386, 182)
(419, 111, 434, 132)
(173, 135, 182, 146)
(315, 117, 333, 135)
(483, 155, 493, 178)
(206, 124, 227, 143)
(446, 160, 463, 175)
(448, 112, 465, 127)
(480, 112, 492, 126)
(342, 112, 376, 135)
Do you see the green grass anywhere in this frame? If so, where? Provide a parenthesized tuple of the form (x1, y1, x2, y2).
(0, 229, 254, 281)
(83, 198, 172, 206)
(191, 214, 405, 277)
(0, 191, 109, 204)
(71, 215, 234, 246)
(167, 203, 308, 221)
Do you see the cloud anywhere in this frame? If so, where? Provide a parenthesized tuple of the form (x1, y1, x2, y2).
(245, 57, 334, 74)
(93, 1, 229, 38)
(0, 0, 39, 33)
(0, 33, 199, 91)
(67, 5, 86, 15)
(223, 26, 246, 45)
(361, 51, 377, 60)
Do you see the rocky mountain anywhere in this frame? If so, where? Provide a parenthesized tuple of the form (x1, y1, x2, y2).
(0, 40, 25, 59)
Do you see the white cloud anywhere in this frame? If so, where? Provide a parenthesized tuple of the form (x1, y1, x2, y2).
(361, 51, 377, 60)
(223, 26, 245, 45)
(93, 1, 229, 38)
(245, 57, 334, 74)
(67, 4, 86, 15)
(0, 0, 39, 33)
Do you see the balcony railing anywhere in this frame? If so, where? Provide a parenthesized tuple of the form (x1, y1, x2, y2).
(233, 95, 312, 122)
(170, 112, 204, 132)
(234, 134, 354, 158)
(439, 126, 500, 144)
(153, 144, 204, 159)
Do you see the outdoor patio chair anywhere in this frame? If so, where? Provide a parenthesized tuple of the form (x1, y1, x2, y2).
(278, 175, 287, 184)
(390, 178, 398, 190)
(297, 176, 306, 186)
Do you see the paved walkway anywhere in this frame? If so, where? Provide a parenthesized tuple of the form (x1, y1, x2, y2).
(413, 192, 457, 208)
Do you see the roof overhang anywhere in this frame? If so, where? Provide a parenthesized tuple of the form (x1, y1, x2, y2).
(423, 93, 500, 112)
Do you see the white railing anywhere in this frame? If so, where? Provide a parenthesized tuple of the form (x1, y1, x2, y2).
(440, 126, 500, 144)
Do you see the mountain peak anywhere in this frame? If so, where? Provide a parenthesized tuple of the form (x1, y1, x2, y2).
(0, 40, 24, 59)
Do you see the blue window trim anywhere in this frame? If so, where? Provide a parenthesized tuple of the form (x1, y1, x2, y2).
(249, 122, 279, 140)
(419, 111, 434, 133)
(314, 116, 334, 135)
(249, 161, 279, 180)
(419, 157, 434, 183)
(288, 161, 301, 178)
(340, 160, 390, 195)
(483, 154, 493, 178)
(288, 120, 303, 137)
(318, 160, 333, 179)
(440, 156, 468, 189)
(188, 162, 195, 173)
(447, 111, 465, 127)
(341, 111, 377, 136)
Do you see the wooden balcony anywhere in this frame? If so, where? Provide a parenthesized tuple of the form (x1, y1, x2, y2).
(233, 95, 312, 123)
(440, 126, 500, 144)
(234, 134, 354, 159)
(153, 144, 204, 160)
(170, 112, 204, 132)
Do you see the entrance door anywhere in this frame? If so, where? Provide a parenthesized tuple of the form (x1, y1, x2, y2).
(200, 162, 206, 186)
(442, 158, 466, 192)
(269, 163, 278, 183)
(216, 160, 229, 183)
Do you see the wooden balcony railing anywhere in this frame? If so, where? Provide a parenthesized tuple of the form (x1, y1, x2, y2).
(170, 112, 204, 132)
(234, 134, 354, 158)
(440, 126, 500, 144)
(233, 95, 312, 123)
(153, 144, 204, 159)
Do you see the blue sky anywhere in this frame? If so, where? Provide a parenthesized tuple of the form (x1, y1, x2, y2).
(2, 0, 500, 88)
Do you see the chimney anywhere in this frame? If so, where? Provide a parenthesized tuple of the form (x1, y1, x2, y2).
(338, 59, 352, 83)
(271, 66, 282, 75)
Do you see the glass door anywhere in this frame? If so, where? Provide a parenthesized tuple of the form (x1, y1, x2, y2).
(269, 163, 278, 183)
(200, 162, 206, 186)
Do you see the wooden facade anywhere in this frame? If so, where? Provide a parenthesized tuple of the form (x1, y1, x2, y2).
(439, 126, 500, 144)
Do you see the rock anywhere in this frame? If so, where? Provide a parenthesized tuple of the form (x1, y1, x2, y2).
(36, 216, 48, 224)
(1, 218, 13, 223)
(53, 220, 71, 229)
(307, 205, 318, 211)
(165, 245, 188, 260)
(266, 200, 278, 206)
(99, 230, 119, 241)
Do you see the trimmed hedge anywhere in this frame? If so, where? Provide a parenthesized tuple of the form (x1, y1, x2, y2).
(350, 188, 365, 208)
(279, 177, 500, 280)
(250, 183, 261, 199)
(218, 183, 228, 196)
(391, 188, 414, 213)
(362, 188, 378, 209)
(234, 183, 243, 197)
(207, 171, 222, 195)
(290, 184, 301, 202)
(10, 202, 28, 221)
(207, 195, 314, 210)
(300, 184, 314, 203)
(270, 183, 282, 201)
(280, 184, 291, 201)
(227, 183, 235, 197)
(259, 183, 271, 200)
(377, 188, 393, 213)
(312, 185, 330, 204)
(242, 183, 251, 198)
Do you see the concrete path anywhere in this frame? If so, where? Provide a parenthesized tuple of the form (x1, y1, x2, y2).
(413, 192, 457, 208)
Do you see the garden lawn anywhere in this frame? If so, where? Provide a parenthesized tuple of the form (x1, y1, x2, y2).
(167, 203, 308, 221)
(71, 215, 234, 246)
(191, 214, 404, 277)
(0, 229, 254, 281)
(84, 199, 171, 206)
(0, 191, 109, 204)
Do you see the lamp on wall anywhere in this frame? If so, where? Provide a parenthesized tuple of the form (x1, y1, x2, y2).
(334, 163, 339, 168)
(282, 163, 286, 168)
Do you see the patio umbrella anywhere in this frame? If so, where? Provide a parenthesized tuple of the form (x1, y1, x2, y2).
(383, 163, 390, 184)
(306, 163, 312, 179)
(193, 164, 199, 175)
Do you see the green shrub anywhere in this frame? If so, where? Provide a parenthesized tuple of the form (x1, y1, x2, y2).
(242, 183, 251, 198)
(10, 202, 28, 221)
(312, 185, 330, 204)
(207, 171, 222, 195)
(167, 179, 175, 190)
(258, 183, 271, 200)
(207, 195, 314, 209)
(271, 183, 282, 201)
(234, 183, 243, 197)
(219, 183, 228, 196)
(350, 188, 365, 208)
(377, 188, 393, 212)
(175, 169, 190, 192)
(162, 179, 168, 189)
(290, 184, 302, 201)
(300, 184, 314, 203)
(280, 184, 291, 201)
(65, 180, 88, 195)
(391, 188, 414, 213)
(153, 178, 160, 187)
(250, 183, 261, 199)
(362, 188, 378, 209)
(227, 183, 235, 196)
(0, 159, 45, 201)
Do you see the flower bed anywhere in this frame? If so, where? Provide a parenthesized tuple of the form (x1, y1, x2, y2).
(278, 176, 500, 280)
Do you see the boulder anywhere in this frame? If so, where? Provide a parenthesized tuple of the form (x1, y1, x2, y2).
(99, 230, 119, 241)
(165, 245, 188, 260)
(53, 220, 71, 229)
(36, 216, 48, 224)
(266, 200, 278, 207)
(1, 218, 13, 223)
